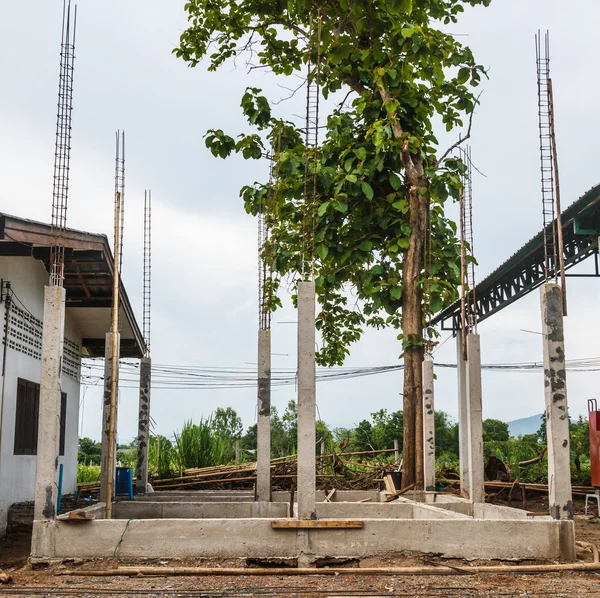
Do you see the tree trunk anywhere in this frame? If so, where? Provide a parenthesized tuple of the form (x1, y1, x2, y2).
(376, 87, 430, 491)
(400, 185, 427, 489)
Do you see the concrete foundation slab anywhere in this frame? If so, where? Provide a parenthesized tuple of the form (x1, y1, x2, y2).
(38, 515, 574, 562)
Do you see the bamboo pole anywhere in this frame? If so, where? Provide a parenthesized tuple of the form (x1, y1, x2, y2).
(105, 191, 121, 520)
(60, 560, 600, 577)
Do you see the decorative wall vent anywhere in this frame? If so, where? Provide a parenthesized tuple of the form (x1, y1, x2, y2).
(5, 304, 81, 381)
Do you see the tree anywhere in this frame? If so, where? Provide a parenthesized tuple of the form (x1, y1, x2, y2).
(371, 409, 403, 450)
(78, 437, 102, 465)
(211, 407, 243, 440)
(176, 0, 490, 488)
(435, 411, 458, 456)
(482, 418, 509, 442)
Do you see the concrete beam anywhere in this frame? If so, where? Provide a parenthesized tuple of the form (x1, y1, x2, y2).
(100, 331, 120, 503)
(422, 357, 435, 492)
(297, 282, 316, 521)
(31, 285, 66, 558)
(466, 333, 484, 504)
(256, 329, 271, 502)
(540, 284, 573, 521)
(456, 331, 470, 496)
(48, 516, 576, 562)
(135, 357, 151, 496)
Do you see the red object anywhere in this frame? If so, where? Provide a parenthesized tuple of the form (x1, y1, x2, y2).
(588, 399, 600, 488)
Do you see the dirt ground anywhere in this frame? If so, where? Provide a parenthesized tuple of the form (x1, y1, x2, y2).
(2, 495, 600, 597)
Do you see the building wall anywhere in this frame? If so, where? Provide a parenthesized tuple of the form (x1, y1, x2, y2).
(0, 257, 82, 535)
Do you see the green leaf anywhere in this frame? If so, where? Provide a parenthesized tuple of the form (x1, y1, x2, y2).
(317, 245, 329, 260)
(398, 238, 410, 249)
(389, 174, 402, 190)
(359, 240, 373, 251)
(361, 181, 374, 200)
(333, 200, 348, 213)
(345, 174, 358, 183)
(318, 202, 329, 217)
(392, 199, 407, 211)
(390, 286, 402, 300)
(430, 294, 443, 313)
(355, 147, 367, 161)
(401, 26, 415, 39)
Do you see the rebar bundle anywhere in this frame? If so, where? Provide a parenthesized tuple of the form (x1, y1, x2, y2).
(115, 131, 125, 275)
(301, 10, 322, 280)
(459, 146, 476, 355)
(50, 0, 77, 286)
(536, 31, 567, 312)
(143, 190, 152, 355)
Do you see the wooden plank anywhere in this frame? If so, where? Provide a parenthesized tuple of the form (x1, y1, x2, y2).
(271, 520, 363, 529)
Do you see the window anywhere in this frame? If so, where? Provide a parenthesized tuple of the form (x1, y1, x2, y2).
(14, 378, 66, 456)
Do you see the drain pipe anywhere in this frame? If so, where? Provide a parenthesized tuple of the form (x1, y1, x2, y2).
(0, 282, 11, 481)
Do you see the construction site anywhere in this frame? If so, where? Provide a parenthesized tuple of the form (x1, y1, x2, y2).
(1, 0, 600, 596)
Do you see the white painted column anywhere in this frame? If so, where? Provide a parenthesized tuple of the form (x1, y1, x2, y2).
(466, 333, 484, 503)
(423, 356, 436, 492)
(100, 331, 120, 503)
(456, 331, 470, 496)
(135, 356, 151, 495)
(297, 282, 316, 520)
(256, 329, 271, 502)
(541, 284, 573, 520)
(31, 286, 65, 558)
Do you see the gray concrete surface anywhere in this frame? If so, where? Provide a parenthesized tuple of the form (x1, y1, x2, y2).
(297, 282, 316, 520)
(456, 332, 470, 497)
(114, 501, 289, 519)
(541, 284, 573, 521)
(466, 333, 484, 503)
(44, 516, 576, 561)
(422, 357, 435, 492)
(100, 331, 120, 504)
(256, 329, 271, 502)
(135, 357, 151, 496)
(31, 286, 65, 557)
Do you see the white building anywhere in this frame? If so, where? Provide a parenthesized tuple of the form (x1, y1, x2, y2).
(0, 214, 144, 535)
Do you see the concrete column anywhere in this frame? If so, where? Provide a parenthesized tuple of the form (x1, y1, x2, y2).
(135, 357, 151, 496)
(422, 357, 435, 492)
(31, 286, 65, 558)
(100, 331, 120, 503)
(466, 333, 484, 503)
(256, 329, 271, 502)
(456, 331, 470, 496)
(541, 284, 573, 520)
(33, 289, 65, 515)
(297, 282, 316, 520)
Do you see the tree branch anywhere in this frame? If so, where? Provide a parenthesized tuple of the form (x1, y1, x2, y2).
(435, 91, 483, 167)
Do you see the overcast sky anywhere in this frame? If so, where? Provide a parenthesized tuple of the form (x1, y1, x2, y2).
(1, 1, 599, 444)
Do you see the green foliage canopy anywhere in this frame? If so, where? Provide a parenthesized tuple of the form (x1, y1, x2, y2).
(175, 0, 490, 365)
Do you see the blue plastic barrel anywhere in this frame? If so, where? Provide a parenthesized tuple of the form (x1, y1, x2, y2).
(115, 466, 134, 498)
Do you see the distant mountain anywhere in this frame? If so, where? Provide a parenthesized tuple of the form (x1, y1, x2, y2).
(507, 414, 543, 438)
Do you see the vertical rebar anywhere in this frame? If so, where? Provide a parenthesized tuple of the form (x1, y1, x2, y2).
(536, 31, 559, 285)
(50, 0, 77, 286)
(302, 10, 322, 281)
(548, 78, 567, 315)
(115, 131, 125, 275)
(459, 146, 477, 357)
(143, 190, 152, 355)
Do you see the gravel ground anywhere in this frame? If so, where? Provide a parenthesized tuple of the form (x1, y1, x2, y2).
(2, 497, 600, 597)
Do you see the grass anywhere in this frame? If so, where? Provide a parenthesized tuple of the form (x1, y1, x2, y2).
(77, 463, 101, 483)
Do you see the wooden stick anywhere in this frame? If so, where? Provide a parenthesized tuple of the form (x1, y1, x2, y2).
(60, 562, 600, 577)
(324, 488, 336, 503)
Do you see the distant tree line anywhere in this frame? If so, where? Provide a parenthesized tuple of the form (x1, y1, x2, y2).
(77, 408, 592, 485)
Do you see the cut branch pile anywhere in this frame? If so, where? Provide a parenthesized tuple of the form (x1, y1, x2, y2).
(76, 449, 397, 496)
